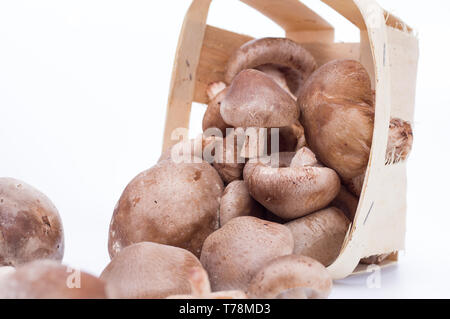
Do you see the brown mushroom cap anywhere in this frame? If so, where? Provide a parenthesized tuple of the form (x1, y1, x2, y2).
(108, 160, 224, 258)
(360, 254, 390, 265)
(212, 135, 246, 183)
(200, 216, 294, 291)
(285, 207, 350, 266)
(246, 255, 332, 299)
(202, 86, 229, 135)
(0, 260, 107, 299)
(101, 242, 203, 299)
(225, 38, 317, 87)
(221, 69, 299, 128)
(343, 173, 365, 197)
(166, 266, 248, 299)
(331, 185, 359, 221)
(279, 120, 307, 152)
(243, 150, 340, 220)
(0, 178, 64, 267)
(386, 118, 413, 164)
(298, 59, 375, 179)
(219, 180, 265, 226)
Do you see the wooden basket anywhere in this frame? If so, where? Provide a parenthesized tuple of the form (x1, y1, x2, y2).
(162, 0, 419, 279)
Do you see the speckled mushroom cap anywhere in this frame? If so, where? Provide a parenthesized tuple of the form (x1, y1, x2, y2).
(220, 69, 299, 128)
(108, 160, 224, 258)
(0, 260, 107, 299)
(0, 178, 64, 267)
(200, 216, 294, 292)
(243, 149, 340, 220)
(285, 207, 350, 266)
(225, 38, 317, 88)
(246, 255, 332, 299)
(101, 242, 203, 299)
(298, 59, 375, 179)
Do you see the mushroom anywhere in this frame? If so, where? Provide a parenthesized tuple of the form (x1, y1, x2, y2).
(298, 59, 375, 180)
(203, 83, 229, 135)
(167, 267, 247, 299)
(255, 64, 296, 98)
(243, 148, 340, 220)
(225, 37, 317, 96)
(212, 134, 246, 183)
(219, 180, 265, 226)
(285, 207, 350, 266)
(343, 173, 365, 197)
(220, 69, 298, 128)
(0, 178, 64, 267)
(108, 160, 224, 258)
(289, 146, 320, 168)
(246, 255, 332, 299)
(200, 216, 294, 291)
(279, 120, 307, 152)
(101, 242, 203, 299)
(298, 60, 414, 179)
(331, 185, 359, 221)
(0, 260, 107, 299)
(386, 118, 413, 164)
(360, 254, 390, 265)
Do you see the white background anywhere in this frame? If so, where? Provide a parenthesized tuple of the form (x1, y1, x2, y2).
(0, 0, 449, 299)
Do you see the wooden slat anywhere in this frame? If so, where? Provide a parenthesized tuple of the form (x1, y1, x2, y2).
(321, 0, 367, 30)
(162, 0, 212, 151)
(194, 25, 360, 104)
(241, 0, 334, 32)
(193, 26, 252, 104)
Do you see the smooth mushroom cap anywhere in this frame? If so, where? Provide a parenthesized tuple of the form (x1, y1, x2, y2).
(221, 69, 299, 128)
(0, 178, 64, 267)
(200, 216, 294, 291)
(246, 255, 332, 299)
(203, 87, 230, 135)
(225, 38, 317, 86)
(243, 153, 341, 220)
(0, 260, 107, 299)
(101, 242, 203, 299)
(166, 266, 248, 299)
(331, 185, 359, 221)
(386, 118, 413, 164)
(219, 180, 265, 227)
(108, 160, 224, 258)
(298, 59, 375, 179)
(285, 207, 350, 266)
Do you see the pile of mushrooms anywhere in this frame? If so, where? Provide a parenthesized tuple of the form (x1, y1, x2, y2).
(0, 37, 413, 299)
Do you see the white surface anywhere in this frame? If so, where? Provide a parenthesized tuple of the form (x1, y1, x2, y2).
(0, 0, 448, 299)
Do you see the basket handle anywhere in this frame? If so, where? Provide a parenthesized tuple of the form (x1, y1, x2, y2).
(162, 0, 212, 151)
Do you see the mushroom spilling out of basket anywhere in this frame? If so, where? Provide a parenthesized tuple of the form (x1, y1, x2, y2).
(103, 38, 413, 299)
(0, 38, 413, 299)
